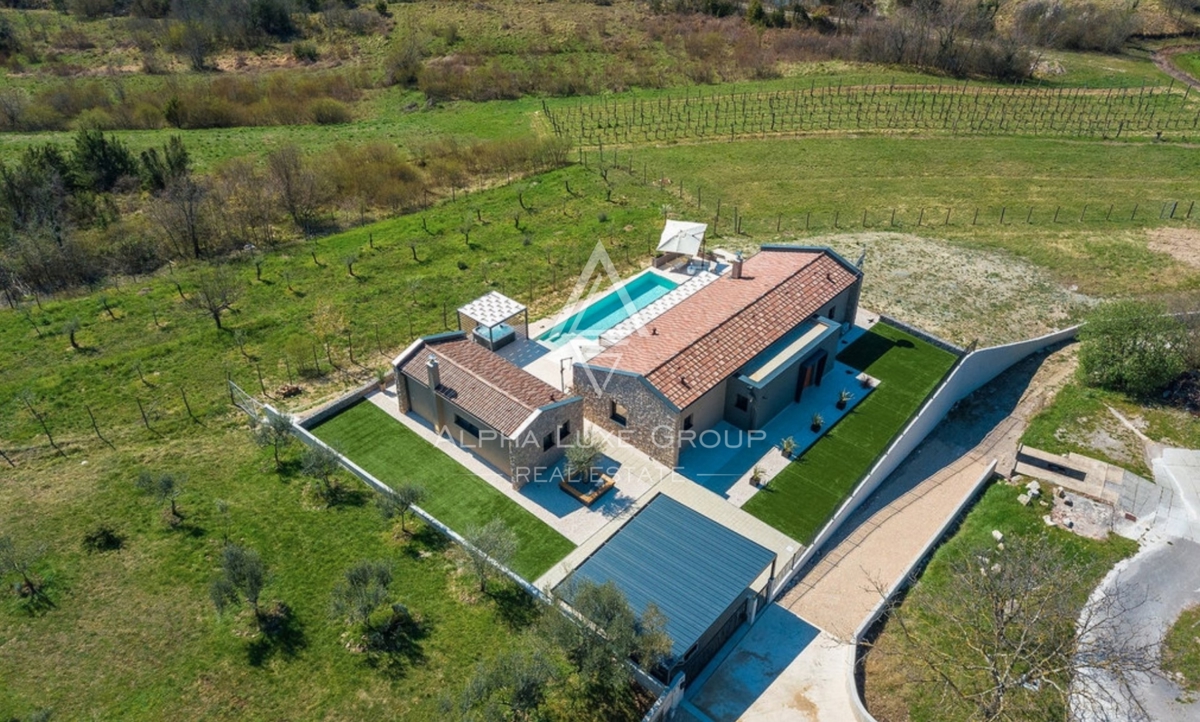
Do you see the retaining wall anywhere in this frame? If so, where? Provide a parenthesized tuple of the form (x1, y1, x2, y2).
(771, 324, 1080, 600)
(846, 460, 998, 722)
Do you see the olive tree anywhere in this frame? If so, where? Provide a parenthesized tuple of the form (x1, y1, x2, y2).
(376, 483, 426, 535)
(136, 469, 184, 522)
(252, 412, 294, 470)
(462, 519, 518, 594)
(540, 579, 672, 697)
(185, 265, 244, 331)
(210, 544, 267, 622)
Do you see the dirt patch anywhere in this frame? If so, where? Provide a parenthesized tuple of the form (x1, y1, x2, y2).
(1049, 489, 1113, 541)
(790, 232, 1091, 346)
(1147, 227, 1200, 269)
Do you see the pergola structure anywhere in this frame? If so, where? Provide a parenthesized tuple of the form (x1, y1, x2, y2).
(457, 291, 529, 352)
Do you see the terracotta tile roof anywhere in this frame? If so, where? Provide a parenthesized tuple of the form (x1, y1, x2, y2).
(400, 337, 562, 436)
(589, 249, 859, 409)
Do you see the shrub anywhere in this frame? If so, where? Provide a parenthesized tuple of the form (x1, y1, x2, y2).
(310, 98, 351, 125)
(292, 41, 319, 63)
(1078, 300, 1190, 397)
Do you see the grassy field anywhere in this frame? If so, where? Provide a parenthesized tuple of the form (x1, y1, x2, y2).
(310, 401, 574, 579)
(0, 163, 671, 448)
(863, 480, 1139, 722)
(743, 323, 957, 543)
(0, 423, 541, 721)
(1021, 378, 1200, 475)
(0, 163, 675, 720)
(1163, 604, 1200, 692)
(633, 136, 1200, 297)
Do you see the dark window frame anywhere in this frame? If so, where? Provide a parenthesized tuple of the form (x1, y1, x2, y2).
(734, 394, 750, 412)
(610, 400, 628, 427)
(682, 414, 694, 431)
(542, 431, 555, 451)
(454, 414, 480, 438)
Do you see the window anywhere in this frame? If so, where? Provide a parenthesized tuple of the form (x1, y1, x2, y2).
(827, 305, 837, 318)
(682, 414, 694, 431)
(454, 414, 480, 438)
(543, 431, 555, 451)
(610, 401, 628, 426)
(735, 394, 750, 412)
(559, 420, 571, 441)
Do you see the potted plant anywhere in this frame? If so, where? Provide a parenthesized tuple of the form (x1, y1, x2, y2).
(860, 374, 873, 389)
(836, 388, 854, 410)
(566, 432, 605, 482)
(811, 413, 824, 433)
(750, 465, 765, 487)
(375, 367, 389, 391)
(780, 436, 796, 458)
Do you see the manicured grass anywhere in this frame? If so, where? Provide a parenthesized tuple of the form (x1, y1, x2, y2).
(0, 427, 535, 721)
(1163, 604, 1200, 691)
(310, 401, 574, 580)
(742, 323, 957, 543)
(863, 480, 1139, 722)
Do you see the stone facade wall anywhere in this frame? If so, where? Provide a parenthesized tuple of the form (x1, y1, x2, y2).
(575, 367, 681, 468)
(394, 360, 411, 413)
(508, 399, 584, 489)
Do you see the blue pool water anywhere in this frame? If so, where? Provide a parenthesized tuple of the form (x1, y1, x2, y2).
(539, 272, 678, 346)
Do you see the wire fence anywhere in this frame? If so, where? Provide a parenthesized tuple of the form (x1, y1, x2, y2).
(547, 80, 1200, 147)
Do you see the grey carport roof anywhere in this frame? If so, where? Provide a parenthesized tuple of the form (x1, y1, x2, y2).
(560, 494, 776, 658)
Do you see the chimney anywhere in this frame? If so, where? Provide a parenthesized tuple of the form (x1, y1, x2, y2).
(426, 353, 446, 433)
(731, 251, 744, 280)
(426, 354, 441, 389)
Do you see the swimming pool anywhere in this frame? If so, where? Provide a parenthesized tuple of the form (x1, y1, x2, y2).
(539, 272, 679, 346)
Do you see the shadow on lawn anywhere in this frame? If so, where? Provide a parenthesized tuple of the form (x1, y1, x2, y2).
(363, 611, 429, 679)
(247, 602, 307, 667)
(837, 329, 896, 371)
(489, 582, 541, 631)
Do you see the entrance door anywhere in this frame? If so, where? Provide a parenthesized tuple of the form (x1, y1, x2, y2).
(794, 350, 829, 402)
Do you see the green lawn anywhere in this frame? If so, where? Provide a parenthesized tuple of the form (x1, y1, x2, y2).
(309, 401, 574, 580)
(743, 323, 957, 543)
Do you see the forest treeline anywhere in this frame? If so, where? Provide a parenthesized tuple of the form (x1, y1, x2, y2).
(0, 130, 570, 296)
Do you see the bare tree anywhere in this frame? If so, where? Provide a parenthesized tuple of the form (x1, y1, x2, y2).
(186, 265, 243, 331)
(877, 535, 1159, 722)
(267, 145, 327, 234)
(151, 175, 212, 260)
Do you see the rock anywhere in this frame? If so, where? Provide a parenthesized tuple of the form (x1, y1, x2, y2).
(1018, 493, 1031, 506)
(997, 542, 1005, 551)
(1043, 515, 1055, 526)
(992, 529, 1004, 542)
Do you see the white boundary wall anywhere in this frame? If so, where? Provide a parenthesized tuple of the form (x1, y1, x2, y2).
(771, 324, 1081, 600)
(846, 460, 998, 722)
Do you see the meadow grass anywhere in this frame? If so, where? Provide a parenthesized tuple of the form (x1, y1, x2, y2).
(632, 136, 1200, 296)
(863, 480, 1138, 722)
(0, 424, 539, 721)
(0, 164, 671, 448)
(742, 323, 957, 543)
(310, 401, 575, 579)
(1021, 378, 1200, 475)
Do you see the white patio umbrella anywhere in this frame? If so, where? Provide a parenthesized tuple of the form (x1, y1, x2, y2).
(656, 220, 707, 256)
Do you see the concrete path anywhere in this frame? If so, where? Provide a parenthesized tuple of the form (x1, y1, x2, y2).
(1074, 538, 1200, 722)
(682, 346, 1076, 720)
(782, 348, 1073, 640)
(683, 605, 854, 722)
